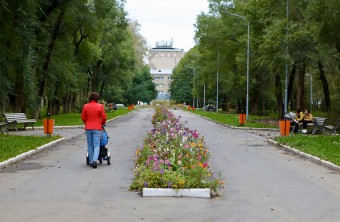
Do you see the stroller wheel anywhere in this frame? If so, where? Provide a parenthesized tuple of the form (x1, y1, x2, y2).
(99, 158, 103, 164)
(86, 154, 89, 166)
(107, 156, 111, 165)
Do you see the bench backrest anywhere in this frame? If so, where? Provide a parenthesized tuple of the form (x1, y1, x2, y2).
(314, 117, 327, 126)
(3, 113, 28, 122)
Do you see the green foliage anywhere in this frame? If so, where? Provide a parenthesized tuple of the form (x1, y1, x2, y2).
(0, 0, 150, 116)
(176, 0, 340, 117)
(125, 66, 157, 104)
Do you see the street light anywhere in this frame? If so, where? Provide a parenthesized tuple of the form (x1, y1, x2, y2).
(284, 0, 289, 114)
(203, 84, 206, 111)
(217, 49, 219, 112)
(305, 73, 312, 111)
(223, 12, 250, 120)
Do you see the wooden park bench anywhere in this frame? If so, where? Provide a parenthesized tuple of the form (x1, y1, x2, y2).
(311, 117, 335, 135)
(204, 105, 216, 112)
(2, 113, 36, 131)
(0, 122, 10, 134)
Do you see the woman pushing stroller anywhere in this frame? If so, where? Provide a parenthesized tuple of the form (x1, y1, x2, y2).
(81, 92, 107, 168)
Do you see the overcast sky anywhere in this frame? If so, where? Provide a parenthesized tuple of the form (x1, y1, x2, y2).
(124, 0, 210, 52)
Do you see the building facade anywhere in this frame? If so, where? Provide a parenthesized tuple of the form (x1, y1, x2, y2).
(149, 41, 185, 100)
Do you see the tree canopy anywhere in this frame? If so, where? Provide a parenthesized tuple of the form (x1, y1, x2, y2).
(172, 0, 340, 119)
(0, 0, 156, 117)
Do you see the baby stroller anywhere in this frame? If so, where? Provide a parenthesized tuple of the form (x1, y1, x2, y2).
(284, 112, 298, 132)
(86, 126, 111, 166)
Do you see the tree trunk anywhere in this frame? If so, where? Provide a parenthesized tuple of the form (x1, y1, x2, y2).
(318, 60, 331, 111)
(70, 93, 76, 112)
(100, 81, 105, 99)
(252, 88, 259, 115)
(63, 93, 73, 114)
(296, 64, 305, 111)
(47, 99, 53, 115)
(275, 74, 284, 120)
(14, 75, 24, 112)
(74, 28, 88, 55)
(35, 9, 65, 117)
(288, 62, 297, 110)
(55, 99, 61, 115)
(262, 98, 266, 115)
(91, 60, 103, 92)
(251, 73, 260, 115)
(222, 94, 229, 112)
(68, 93, 73, 112)
(237, 99, 243, 114)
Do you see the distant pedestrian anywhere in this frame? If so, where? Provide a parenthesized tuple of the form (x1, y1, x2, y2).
(81, 92, 107, 168)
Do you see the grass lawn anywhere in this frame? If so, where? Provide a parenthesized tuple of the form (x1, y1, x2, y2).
(0, 108, 132, 163)
(275, 134, 340, 166)
(35, 108, 131, 126)
(0, 135, 61, 162)
(190, 110, 278, 128)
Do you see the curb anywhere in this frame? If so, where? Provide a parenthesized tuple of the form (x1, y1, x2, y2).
(34, 125, 84, 130)
(0, 138, 65, 169)
(0, 111, 134, 169)
(143, 188, 211, 198)
(267, 139, 340, 172)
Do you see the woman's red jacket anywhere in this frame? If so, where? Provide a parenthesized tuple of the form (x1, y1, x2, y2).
(81, 101, 107, 130)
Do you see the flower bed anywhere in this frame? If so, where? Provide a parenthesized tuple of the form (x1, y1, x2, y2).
(130, 107, 223, 194)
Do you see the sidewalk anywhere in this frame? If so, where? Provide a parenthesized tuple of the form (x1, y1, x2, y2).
(7, 126, 85, 140)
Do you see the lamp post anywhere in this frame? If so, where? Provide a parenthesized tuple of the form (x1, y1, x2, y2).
(223, 12, 250, 120)
(284, 0, 289, 114)
(305, 73, 312, 111)
(216, 49, 219, 112)
(203, 84, 206, 111)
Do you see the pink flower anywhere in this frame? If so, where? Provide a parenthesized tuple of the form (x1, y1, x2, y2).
(184, 144, 190, 149)
(178, 155, 182, 159)
(177, 160, 182, 165)
(192, 130, 198, 138)
(203, 162, 208, 168)
(197, 155, 202, 160)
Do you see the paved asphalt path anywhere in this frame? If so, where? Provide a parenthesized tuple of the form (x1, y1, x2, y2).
(0, 108, 339, 222)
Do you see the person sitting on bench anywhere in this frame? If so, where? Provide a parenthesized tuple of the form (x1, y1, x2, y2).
(301, 109, 314, 134)
(292, 109, 304, 133)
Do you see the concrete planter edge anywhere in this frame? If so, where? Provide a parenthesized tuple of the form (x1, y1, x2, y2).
(142, 188, 211, 198)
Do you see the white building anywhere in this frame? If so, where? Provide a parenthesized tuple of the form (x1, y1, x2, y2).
(149, 41, 185, 100)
